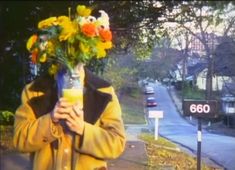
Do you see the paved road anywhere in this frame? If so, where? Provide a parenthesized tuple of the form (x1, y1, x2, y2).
(146, 82, 235, 170)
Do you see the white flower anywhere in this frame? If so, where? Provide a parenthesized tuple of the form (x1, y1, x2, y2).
(39, 41, 48, 51)
(79, 16, 96, 26)
(97, 10, 110, 30)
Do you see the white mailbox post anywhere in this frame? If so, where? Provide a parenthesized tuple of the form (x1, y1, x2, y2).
(148, 110, 164, 140)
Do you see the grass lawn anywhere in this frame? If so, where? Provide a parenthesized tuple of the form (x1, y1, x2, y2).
(139, 132, 223, 170)
(119, 88, 146, 124)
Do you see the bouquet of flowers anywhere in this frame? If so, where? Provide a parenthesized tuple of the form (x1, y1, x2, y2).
(26, 5, 113, 75)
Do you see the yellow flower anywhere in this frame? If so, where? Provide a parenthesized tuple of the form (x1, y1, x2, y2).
(46, 41, 55, 55)
(96, 41, 112, 58)
(39, 53, 47, 62)
(97, 48, 106, 58)
(57, 16, 70, 24)
(97, 41, 112, 49)
(96, 42, 107, 58)
(76, 5, 92, 17)
(103, 41, 112, 49)
(38, 17, 57, 29)
(26, 34, 38, 51)
(57, 16, 78, 41)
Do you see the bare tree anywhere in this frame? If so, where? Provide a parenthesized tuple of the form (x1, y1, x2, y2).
(161, 1, 235, 99)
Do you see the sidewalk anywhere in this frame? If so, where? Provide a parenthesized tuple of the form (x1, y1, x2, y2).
(0, 152, 31, 170)
(108, 124, 149, 170)
(0, 124, 149, 170)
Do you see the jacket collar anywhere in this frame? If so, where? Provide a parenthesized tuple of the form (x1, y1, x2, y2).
(84, 67, 111, 90)
(28, 68, 112, 124)
(83, 68, 112, 124)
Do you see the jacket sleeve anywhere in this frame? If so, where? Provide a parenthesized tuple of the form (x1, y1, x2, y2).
(13, 84, 63, 152)
(74, 87, 126, 159)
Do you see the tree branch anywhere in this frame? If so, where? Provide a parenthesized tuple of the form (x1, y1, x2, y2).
(223, 17, 235, 36)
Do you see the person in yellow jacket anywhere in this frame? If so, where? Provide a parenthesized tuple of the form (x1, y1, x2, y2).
(13, 65, 126, 170)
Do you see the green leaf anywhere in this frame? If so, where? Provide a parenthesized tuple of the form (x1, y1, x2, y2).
(40, 25, 61, 39)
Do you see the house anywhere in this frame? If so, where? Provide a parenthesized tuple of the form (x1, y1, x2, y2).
(220, 83, 235, 127)
(169, 62, 184, 90)
(187, 62, 207, 87)
(221, 83, 235, 114)
(170, 58, 234, 92)
(187, 50, 235, 91)
(169, 64, 183, 82)
(221, 95, 235, 114)
(195, 67, 234, 91)
(169, 57, 207, 89)
(189, 32, 221, 56)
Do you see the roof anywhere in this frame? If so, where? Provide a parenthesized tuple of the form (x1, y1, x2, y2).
(187, 62, 207, 76)
(214, 40, 235, 76)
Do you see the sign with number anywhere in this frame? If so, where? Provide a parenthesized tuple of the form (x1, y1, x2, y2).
(183, 99, 218, 118)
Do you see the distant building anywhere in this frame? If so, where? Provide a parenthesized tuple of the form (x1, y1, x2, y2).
(195, 68, 233, 91)
(221, 83, 235, 127)
(187, 62, 207, 86)
(189, 32, 221, 56)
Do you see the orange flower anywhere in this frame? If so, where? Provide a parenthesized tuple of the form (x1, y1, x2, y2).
(99, 29, 112, 42)
(31, 49, 38, 64)
(81, 23, 96, 37)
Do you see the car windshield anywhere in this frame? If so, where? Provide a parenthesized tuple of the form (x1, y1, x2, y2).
(147, 97, 155, 101)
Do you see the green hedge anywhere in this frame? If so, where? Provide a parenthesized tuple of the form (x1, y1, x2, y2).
(0, 110, 14, 125)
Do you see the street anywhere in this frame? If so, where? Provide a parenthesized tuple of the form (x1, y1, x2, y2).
(146, 82, 235, 170)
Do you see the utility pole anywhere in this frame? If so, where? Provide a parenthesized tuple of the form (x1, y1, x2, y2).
(181, 31, 189, 103)
(204, 33, 214, 101)
(206, 55, 213, 100)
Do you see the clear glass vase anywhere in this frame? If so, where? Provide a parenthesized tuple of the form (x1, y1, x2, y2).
(57, 68, 84, 107)
(62, 73, 83, 105)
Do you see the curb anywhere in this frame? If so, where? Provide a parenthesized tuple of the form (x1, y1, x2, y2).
(166, 85, 225, 170)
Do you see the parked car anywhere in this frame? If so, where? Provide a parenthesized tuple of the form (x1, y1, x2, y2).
(144, 86, 155, 94)
(146, 97, 157, 107)
(143, 81, 149, 86)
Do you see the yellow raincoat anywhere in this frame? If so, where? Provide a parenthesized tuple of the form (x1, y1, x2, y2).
(13, 68, 126, 170)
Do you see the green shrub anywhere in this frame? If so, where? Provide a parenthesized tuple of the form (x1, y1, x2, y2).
(182, 83, 205, 100)
(0, 110, 14, 125)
